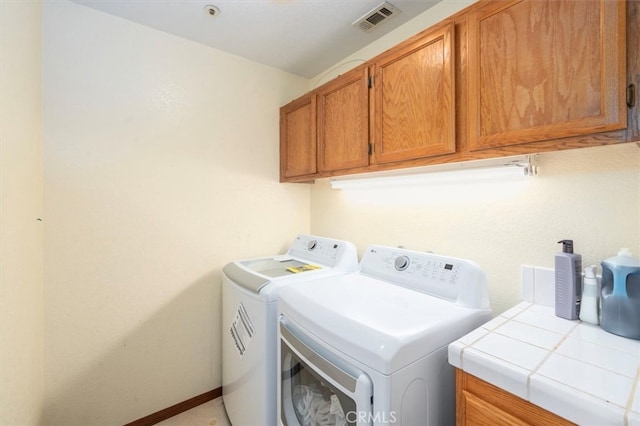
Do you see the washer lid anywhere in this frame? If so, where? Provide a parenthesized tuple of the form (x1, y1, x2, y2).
(223, 235, 359, 295)
(223, 258, 325, 293)
(278, 274, 492, 375)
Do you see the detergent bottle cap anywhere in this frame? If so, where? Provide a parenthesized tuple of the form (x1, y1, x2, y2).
(584, 264, 597, 280)
(603, 248, 640, 268)
(618, 248, 632, 257)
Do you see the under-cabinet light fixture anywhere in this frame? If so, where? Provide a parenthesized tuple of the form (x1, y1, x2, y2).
(329, 155, 537, 190)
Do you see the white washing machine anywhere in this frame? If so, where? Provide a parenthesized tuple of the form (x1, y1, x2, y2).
(277, 245, 492, 426)
(222, 234, 358, 426)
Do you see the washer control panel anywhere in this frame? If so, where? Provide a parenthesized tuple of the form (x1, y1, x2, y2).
(287, 235, 358, 270)
(360, 245, 488, 308)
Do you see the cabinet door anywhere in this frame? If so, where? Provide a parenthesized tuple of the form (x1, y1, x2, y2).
(456, 369, 575, 426)
(317, 66, 370, 173)
(280, 94, 317, 181)
(372, 23, 456, 164)
(467, 0, 627, 150)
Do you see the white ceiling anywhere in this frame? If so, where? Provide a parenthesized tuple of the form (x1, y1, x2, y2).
(69, 0, 444, 78)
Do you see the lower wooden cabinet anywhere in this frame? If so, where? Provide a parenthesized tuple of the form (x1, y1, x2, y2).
(456, 369, 574, 426)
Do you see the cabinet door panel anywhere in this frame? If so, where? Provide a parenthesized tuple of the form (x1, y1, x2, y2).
(280, 94, 317, 181)
(463, 391, 529, 426)
(373, 23, 456, 164)
(456, 369, 575, 426)
(317, 67, 370, 172)
(468, 0, 626, 150)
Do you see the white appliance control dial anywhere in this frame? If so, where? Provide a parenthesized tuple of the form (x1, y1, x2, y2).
(286, 235, 358, 269)
(394, 255, 410, 271)
(359, 245, 489, 308)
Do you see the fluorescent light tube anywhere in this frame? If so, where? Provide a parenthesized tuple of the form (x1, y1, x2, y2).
(330, 155, 536, 190)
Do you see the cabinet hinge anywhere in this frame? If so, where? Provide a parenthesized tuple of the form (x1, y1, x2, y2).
(627, 84, 636, 108)
(368, 75, 374, 88)
(368, 143, 374, 155)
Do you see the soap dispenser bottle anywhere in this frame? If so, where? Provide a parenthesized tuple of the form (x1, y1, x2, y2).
(555, 239, 582, 320)
(579, 265, 599, 325)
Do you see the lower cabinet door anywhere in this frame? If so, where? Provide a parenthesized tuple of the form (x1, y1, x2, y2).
(456, 369, 575, 426)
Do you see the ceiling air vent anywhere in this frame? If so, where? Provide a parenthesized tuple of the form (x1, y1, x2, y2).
(353, 2, 401, 33)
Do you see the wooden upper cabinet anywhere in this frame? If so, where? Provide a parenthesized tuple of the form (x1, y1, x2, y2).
(372, 22, 456, 164)
(467, 0, 627, 151)
(279, 0, 635, 182)
(280, 93, 317, 181)
(317, 66, 370, 173)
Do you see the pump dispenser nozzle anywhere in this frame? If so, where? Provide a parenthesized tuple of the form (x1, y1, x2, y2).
(558, 239, 574, 254)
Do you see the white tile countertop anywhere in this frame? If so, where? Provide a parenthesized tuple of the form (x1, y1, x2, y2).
(449, 301, 640, 425)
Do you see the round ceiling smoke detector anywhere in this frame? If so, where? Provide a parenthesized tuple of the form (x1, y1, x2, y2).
(203, 5, 220, 17)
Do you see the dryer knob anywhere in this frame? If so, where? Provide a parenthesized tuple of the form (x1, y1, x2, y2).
(308, 240, 317, 250)
(395, 255, 410, 271)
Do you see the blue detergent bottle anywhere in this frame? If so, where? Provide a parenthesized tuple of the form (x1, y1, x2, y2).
(600, 248, 640, 340)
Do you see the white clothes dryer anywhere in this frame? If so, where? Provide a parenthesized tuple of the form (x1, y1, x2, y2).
(222, 234, 358, 426)
(277, 245, 492, 426)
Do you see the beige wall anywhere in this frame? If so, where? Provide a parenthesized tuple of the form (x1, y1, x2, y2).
(308, 0, 640, 316)
(0, 1, 45, 425)
(3, 0, 638, 423)
(41, 1, 310, 424)
(310, 144, 640, 314)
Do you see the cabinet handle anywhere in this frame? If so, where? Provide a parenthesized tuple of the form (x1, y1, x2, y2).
(628, 84, 636, 108)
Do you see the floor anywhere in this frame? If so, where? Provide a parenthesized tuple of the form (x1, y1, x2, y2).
(156, 397, 232, 426)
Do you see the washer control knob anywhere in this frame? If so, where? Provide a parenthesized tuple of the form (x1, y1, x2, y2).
(308, 240, 317, 250)
(394, 255, 410, 271)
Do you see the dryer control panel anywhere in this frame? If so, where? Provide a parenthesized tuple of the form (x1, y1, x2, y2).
(360, 245, 489, 309)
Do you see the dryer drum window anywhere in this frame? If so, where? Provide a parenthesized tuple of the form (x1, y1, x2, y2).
(281, 339, 358, 426)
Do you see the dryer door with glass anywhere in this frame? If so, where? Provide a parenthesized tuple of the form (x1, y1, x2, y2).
(279, 317, 373, 426)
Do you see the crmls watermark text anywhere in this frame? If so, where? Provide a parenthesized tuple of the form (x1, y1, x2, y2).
(345, 411, 397, 424)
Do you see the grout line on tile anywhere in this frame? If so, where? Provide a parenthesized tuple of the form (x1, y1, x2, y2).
(533, 369, 629, 411)
(625, 367, 640, 423)
(569, 325, 640, 357)
(509, 319, 565, 336)
(525, 321, 580, 400)
(521, 265, 534, 303)
(507, 302, 534, 320)
(470, 344, 539, 374)
(481, 316, 508, 333)
(493, 331, 557, 353)
(458, 332, 490, 371)
(554, 335, 640, 379)
(532, 267, 538, 306)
